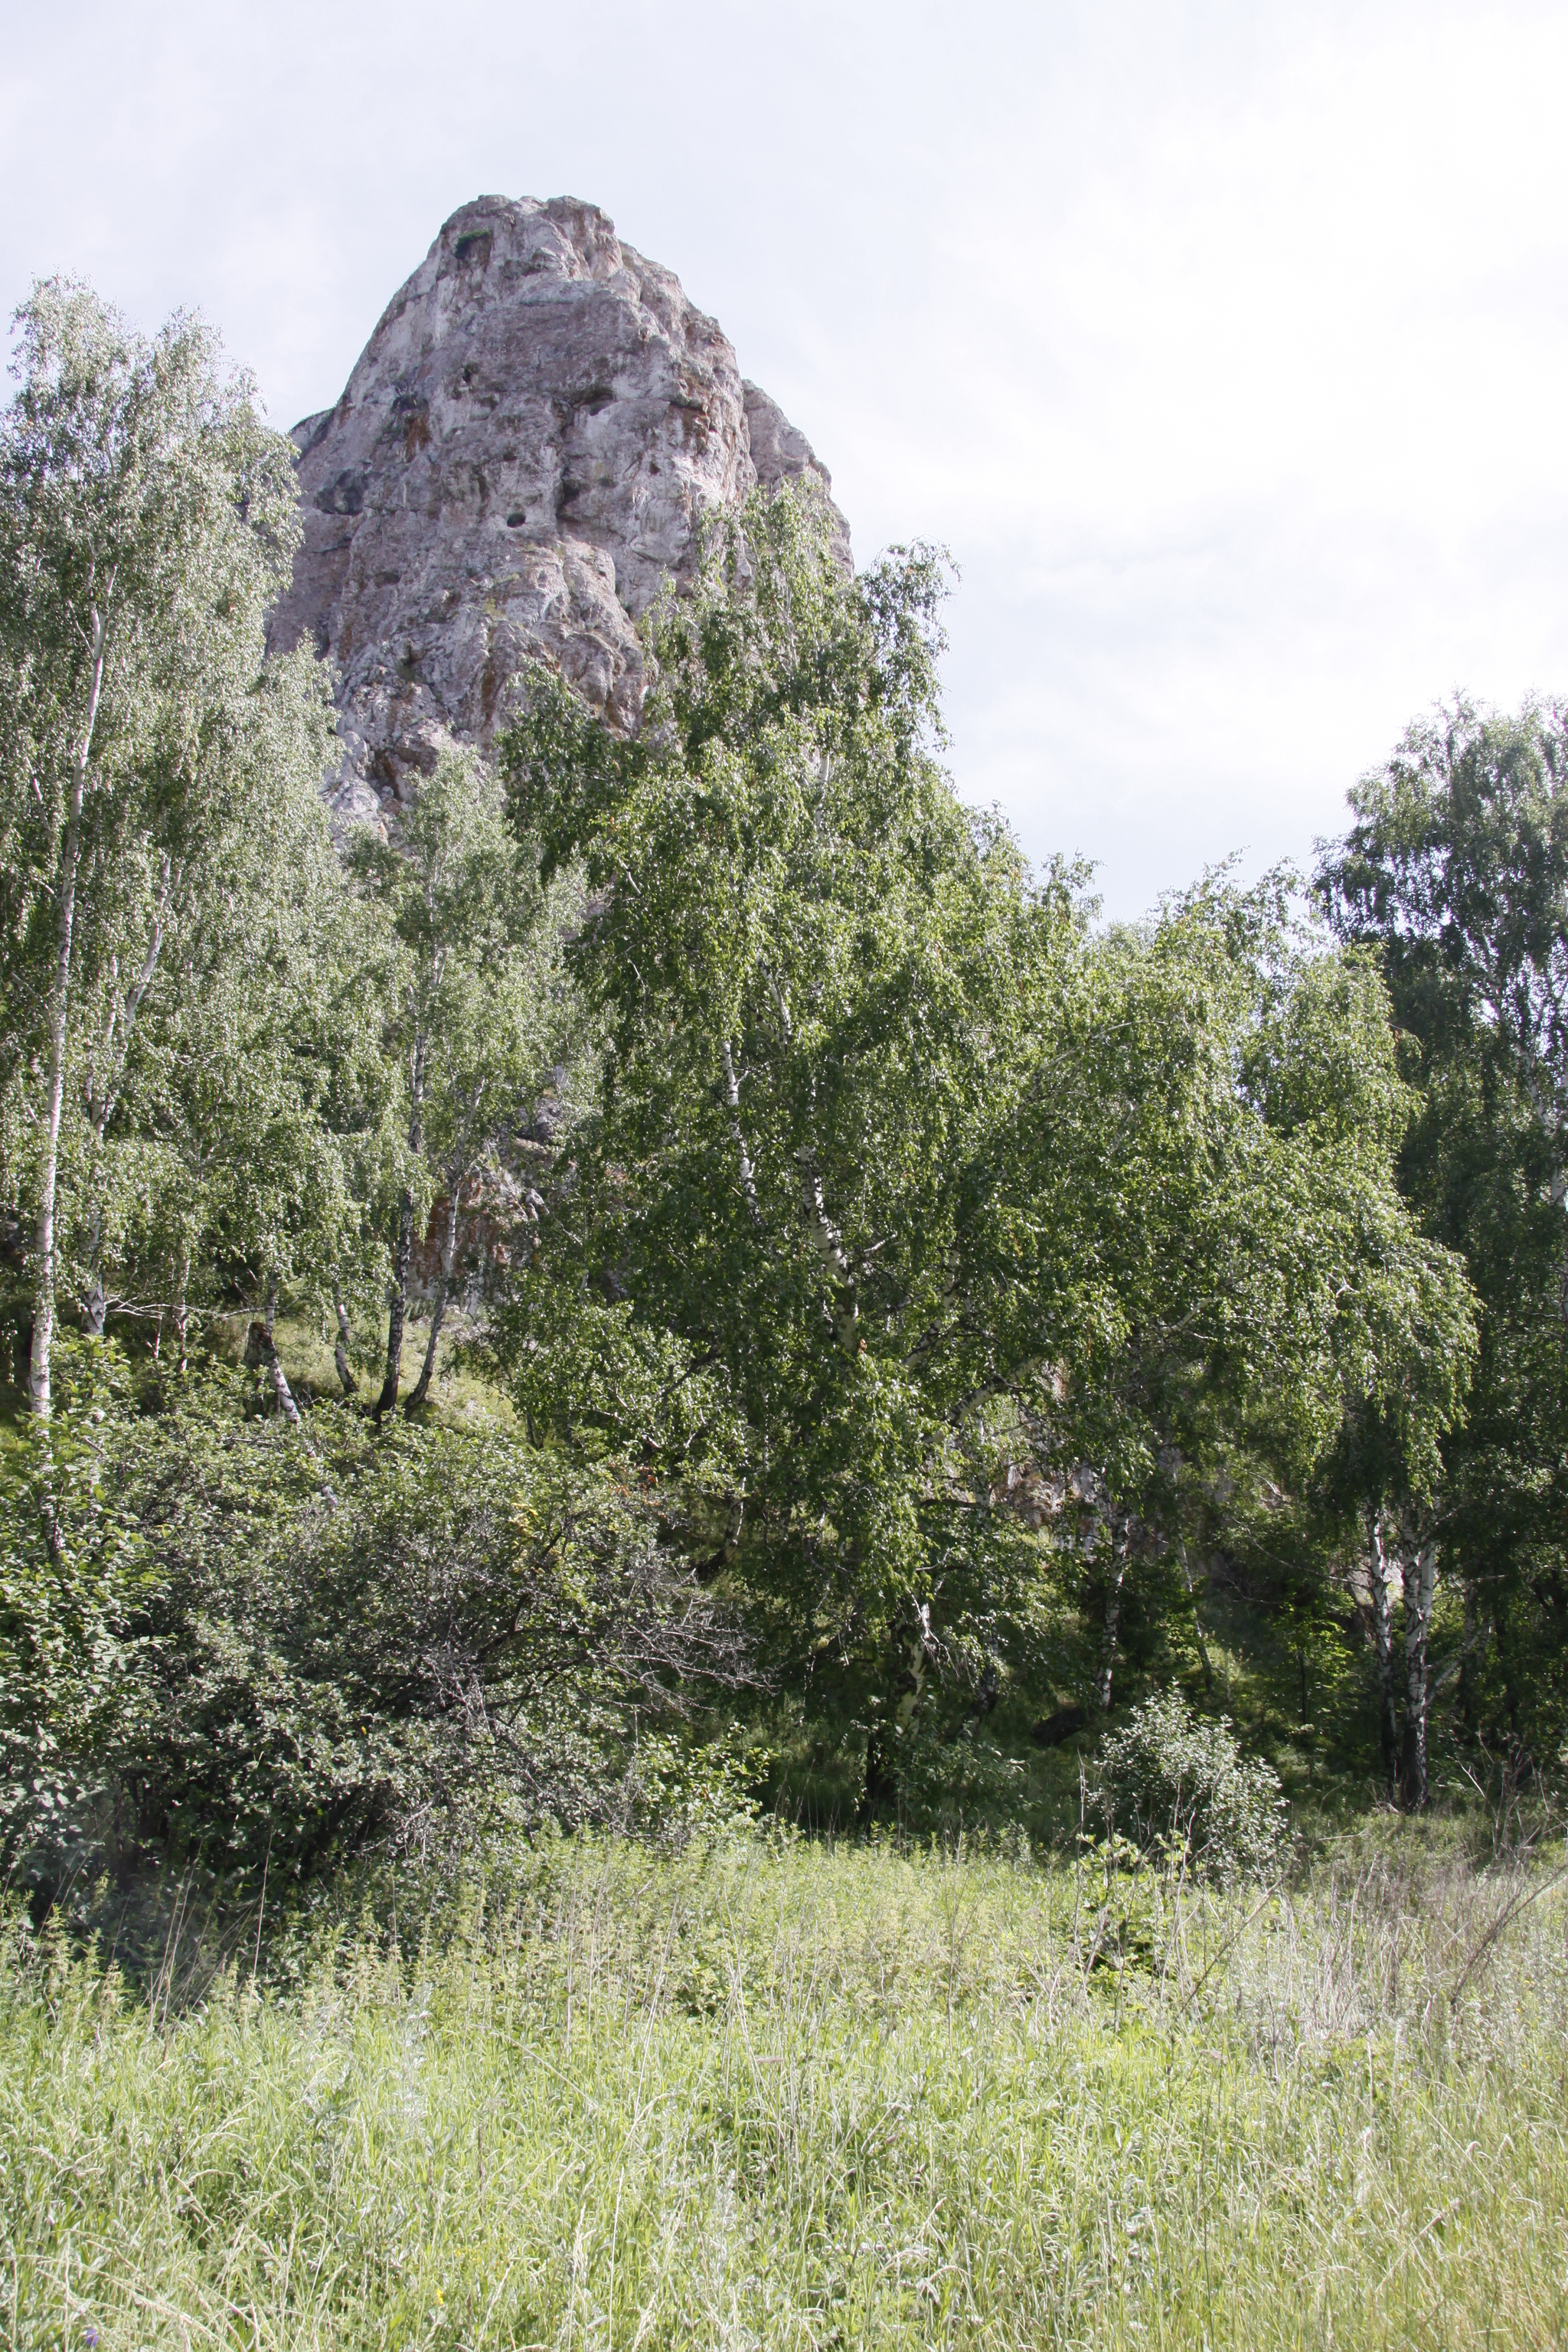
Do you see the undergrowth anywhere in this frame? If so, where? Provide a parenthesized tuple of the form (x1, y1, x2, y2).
(4, 1828, 1566, 2349)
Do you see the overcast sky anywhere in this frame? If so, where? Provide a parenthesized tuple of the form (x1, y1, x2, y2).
(4, 0, 1564, 914)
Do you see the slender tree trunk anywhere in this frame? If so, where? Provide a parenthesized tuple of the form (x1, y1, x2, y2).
(81, 1181, 113, 1338)
(377, 1200, 414, 1419)
(861, 1606, 937, 1823)
(30, 609, 108, 1418)
(1178, 1538, 1215, 1695)
(1399, 1531, 1439, 1811)
(795, 1148, 858, 1351)
(83, 1192, 107, 1336)
(376, 1037, 425, 1421)
(1097, 1517, 1130, 1712)
(247, 1317, 337, 1508)
(896, 1602, 936, 1727)
(174, 1247, 191, 1375)
(720, 1039, 763, 1229)
(332, 1281, 358, 1396)
(861, 1720, 896, 1822)
(79, 882, 167, 1348)
(404, 1187, 459, 1416)
(263, 1274, 279, 1342)
(1367, 1508, 1400, 1788)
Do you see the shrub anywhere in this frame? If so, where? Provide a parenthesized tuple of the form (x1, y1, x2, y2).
(0, 1361, 746, 1906)
(1089, 1688, 1285, 1883)
(887, 1713, 1031, 1834)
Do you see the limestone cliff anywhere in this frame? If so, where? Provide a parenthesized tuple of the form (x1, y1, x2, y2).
(269, 195, 851, 829)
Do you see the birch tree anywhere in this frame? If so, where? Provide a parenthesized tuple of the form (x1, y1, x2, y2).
(965, 884, 1475, 1722)
(498, 490, 1476, 1807)
(0, 279, 317, 1411)
(500, 488, 1051, 1765)
(1320, 695, 1568, 1795)
(347, 752, 583, 1419)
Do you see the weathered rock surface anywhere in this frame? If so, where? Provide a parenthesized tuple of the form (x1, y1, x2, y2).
(269, 195, 851, 829)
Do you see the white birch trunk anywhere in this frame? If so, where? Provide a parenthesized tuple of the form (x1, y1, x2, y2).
(1399, 1531, 1439, 1810)
(1367, 1511, 1400, 1786)
(248, 1317, 336, 1508)
(332, 1280, 358, 1396)
(1096, 1515, 1131, 1712)
(377, 1030, 426, 1419)
(30, 606, 109, 1417)
(405, 1185, 460, 1416)
(720, 1038, 763, 1229)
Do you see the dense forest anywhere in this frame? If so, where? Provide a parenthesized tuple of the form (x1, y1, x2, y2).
(3, 276, 1566, 1924)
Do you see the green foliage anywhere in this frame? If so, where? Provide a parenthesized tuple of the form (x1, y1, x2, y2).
(0, 278, 348, 1381)
(972, 879, 1473, 1510)
(880, 1710, 1034, 1831)
(1089, 1688, 1287, 1883)
(5, 1834, 1568, 2348)
(501, 504, 1473, 1785)
(64, 654, 367, 1336)
(0, 1343, 143, 1880)
(0, 270, 1534, 1888)
(345, 749, 590, 1413)
(500, 487, 1062, 1756)
(0, 1373, 743, 1897)
(1319, 695, 1568, 1785)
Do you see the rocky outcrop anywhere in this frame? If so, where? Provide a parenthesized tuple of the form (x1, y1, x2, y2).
(269, 195, 851, 830)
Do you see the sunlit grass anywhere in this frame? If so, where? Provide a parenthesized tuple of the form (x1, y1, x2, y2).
(264, 1307, 511, 1429)
(5, 1828, 1566, 2349)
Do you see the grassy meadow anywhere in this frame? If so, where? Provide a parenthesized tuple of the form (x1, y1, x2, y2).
(5, 1825, 1567, 2351)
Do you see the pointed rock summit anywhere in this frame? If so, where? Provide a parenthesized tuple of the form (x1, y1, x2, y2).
(270, 196, 851, 828)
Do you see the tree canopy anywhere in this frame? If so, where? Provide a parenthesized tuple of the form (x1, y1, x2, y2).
(0, 283, 1549, 1891)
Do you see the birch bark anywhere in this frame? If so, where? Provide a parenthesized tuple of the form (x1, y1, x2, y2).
(376, 1032, 426, 1419)
(720, 1038, 763, 1229)
(332, 1281, 358, 1396)
(1399, 1529, 1439, 1811)
(1367, 1510, 1400, 1787)
(1096, 1513, 1132, 1712)
(30, 603, 109, 1416)
(404, 1185, 460, 1416)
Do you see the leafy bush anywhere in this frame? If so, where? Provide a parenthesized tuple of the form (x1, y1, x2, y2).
(1089, 1689, 1286, 1883)
(885, 1713, 1031, 1834)
(0, 1359, 746, 1906)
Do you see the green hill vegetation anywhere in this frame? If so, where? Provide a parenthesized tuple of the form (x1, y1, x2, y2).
(3, 280, 1567, 2347)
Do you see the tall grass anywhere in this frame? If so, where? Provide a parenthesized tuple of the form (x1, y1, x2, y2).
(5, 1828, 1566, 2348)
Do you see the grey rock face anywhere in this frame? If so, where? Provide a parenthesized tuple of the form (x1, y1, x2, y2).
(269, 195, 850, 830)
